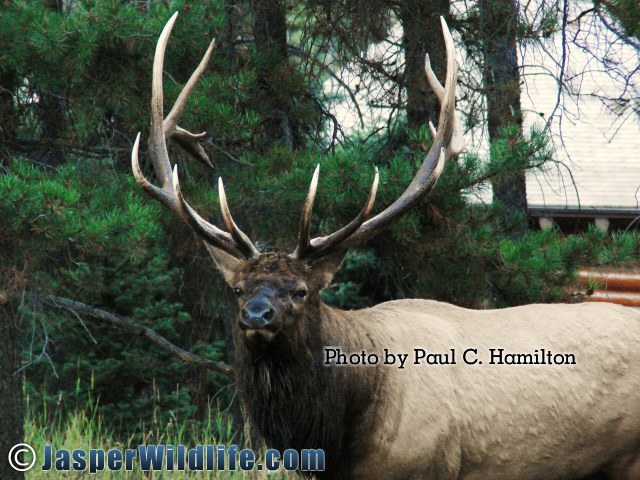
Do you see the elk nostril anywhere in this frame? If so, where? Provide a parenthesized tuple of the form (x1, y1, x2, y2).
(240, 300, 277, 329)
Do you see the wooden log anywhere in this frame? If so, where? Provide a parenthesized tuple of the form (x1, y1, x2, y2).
(584, 290, 640, 307)
(577, 270, 640, 291)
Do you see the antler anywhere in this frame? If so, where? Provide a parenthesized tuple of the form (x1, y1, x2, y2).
(291, 17, 464, 260)
(131, 12, 258, 260)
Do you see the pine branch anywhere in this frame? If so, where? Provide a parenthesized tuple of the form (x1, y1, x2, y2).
(40, 295, 234, 378)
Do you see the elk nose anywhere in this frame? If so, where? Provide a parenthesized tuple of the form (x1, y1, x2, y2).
(240, 300, 275, 329)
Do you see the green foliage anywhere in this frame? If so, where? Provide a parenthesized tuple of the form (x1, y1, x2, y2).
(321, 249, 385, 309)
(2, 0, 639, 452)
(496, 228, 578, 304)
(25, 387, 291, 479)
(459, 1, 559, 58)
(496, 227, 640, 303)
(487, 125, 553, 180)
(1, 159, 228, 436)
(0, 0, 264, 160)
(598, 0, 640, 38)
(0, 158, 164, 270)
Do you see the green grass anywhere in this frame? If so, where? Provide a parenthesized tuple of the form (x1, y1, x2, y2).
(25, 390, 297, 479)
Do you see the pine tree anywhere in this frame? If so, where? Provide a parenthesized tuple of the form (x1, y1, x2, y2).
(0, 0, 637, 455)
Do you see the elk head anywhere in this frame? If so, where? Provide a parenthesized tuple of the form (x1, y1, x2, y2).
(131, 12, 464, 349)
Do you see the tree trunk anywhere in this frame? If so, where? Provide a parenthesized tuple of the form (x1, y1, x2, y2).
(480, 0, 527, 231)
(1, 7, 28, 471)
(0, 301, 25, 480)
(37, 92, 66, 167)
(0, 69, 18, 148)
(38, 0, 66, 167)
(251, 0, 296, 148)
(399, 0, 451, 129)
(0, 1, 17, 151)
(219, 0, 240, 68)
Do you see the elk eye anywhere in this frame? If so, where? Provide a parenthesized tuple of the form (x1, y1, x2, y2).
(292, 288, 308, 300)
(233, 287, 243, 297)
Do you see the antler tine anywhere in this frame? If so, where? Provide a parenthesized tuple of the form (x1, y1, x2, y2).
(151, 13, 214, 168)
(424, 45, 464, 155)
(132, 13, 258, 260)
(170, 166, 245, 258)
(292, 165, 320, 258)
(218, 178, 260, 258)
(293, 17, 463, 260)
(343, 17, 459, 246)
(132, 132, 163, 199)
(164, 38, 216, 168)
(291, 167, 380, 259)
(299, 168, 379, 260)
(148, 11, 179, 189)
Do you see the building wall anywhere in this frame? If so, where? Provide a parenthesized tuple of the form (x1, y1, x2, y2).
(520, 8, 640, 210)
(523, 60, 640, 209)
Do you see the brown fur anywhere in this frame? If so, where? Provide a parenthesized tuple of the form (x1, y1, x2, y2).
(232, 253, 335, 295)
(129, 12, 639, 479)
(229, 254, 382, 478)
(215, 253, 640, 480)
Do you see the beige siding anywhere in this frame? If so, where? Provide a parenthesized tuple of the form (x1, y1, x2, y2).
(524, 72, 640, 209)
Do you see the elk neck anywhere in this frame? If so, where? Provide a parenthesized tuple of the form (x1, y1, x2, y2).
(234, 300, 388, 475)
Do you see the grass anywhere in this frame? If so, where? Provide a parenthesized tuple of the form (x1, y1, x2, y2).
(24, 389, 298, 479)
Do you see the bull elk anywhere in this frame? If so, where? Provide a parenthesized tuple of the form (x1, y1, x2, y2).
(131, 13, 640, 480)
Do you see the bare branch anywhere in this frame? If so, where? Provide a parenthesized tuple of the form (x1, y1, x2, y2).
(40, 295, 234, 378)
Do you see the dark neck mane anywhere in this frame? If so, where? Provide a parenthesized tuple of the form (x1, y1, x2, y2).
(234, 302, 382, 477)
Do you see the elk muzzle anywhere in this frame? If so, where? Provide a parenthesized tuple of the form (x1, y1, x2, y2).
(239, 296, 281, 342)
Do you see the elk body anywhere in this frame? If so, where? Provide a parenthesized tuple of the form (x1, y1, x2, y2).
(132, 13, 640, 480)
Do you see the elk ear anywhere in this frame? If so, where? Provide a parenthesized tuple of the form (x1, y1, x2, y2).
(204, 243, 242, 286)
(308, 250, 348, 290)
